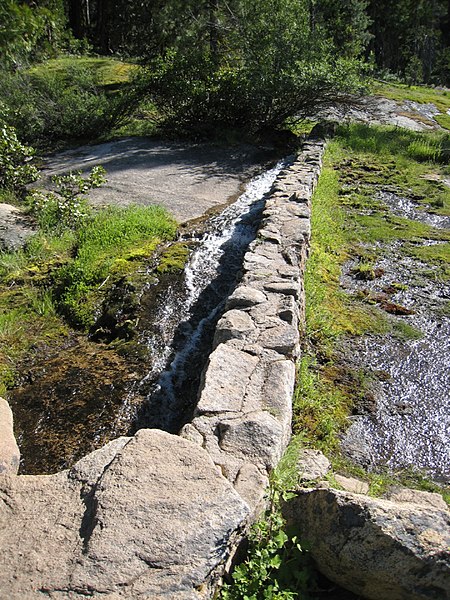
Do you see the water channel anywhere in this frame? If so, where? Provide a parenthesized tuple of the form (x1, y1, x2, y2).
(10, 161, 285, 474)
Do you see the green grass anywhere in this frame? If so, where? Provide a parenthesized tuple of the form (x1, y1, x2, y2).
(56, 205, 177, 328)
(295, 121, 450, 489)
(406, 241, 450, 279)
(435, 112, 450, 131)
(28, 56, 138, 89)
(0, 203, 178, 390)
(373, 81, 450, 114)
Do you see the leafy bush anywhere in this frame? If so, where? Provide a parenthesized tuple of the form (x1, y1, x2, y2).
(221, 482, 311, 600)
(0, 104, 38, 192)
(28, 166, 106, 230)
(139, 0, 365, 135)
(0, 65, 137, 145)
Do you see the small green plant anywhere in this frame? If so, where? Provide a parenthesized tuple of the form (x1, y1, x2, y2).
(221, 484, 311, 600)
(28, 166, 106, 230)
(0, 104, 38, 192)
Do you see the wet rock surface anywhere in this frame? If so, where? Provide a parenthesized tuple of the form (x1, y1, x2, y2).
(284, 487, 450, 600)
(340, 190, 450, 483)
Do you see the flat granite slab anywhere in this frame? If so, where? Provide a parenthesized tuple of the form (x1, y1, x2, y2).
(40, 137, 274, 223)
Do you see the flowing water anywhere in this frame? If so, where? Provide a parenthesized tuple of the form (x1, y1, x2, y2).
(11, 161, 285, 473)
(340, 193, 450, 484)
(128, 161, 286, 433)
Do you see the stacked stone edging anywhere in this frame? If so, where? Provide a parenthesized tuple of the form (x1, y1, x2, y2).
(181, 138, 326, 511)
(0, 138, 326, 599)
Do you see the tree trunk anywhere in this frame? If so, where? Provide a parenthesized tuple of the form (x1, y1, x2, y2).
(67, 0, 90, 40)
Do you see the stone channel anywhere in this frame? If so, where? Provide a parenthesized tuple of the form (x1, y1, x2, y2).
(0, 137, 324, 599)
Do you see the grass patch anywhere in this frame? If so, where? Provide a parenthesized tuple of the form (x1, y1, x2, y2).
(435, 112, 450, 131)
(55, 205, 177, 328)
(293, 356, 351, 452)
(405, 241, 450, 279)
(373, 81, 450, 114)
(28, 56, 138, 89)
(0, 203, 178, 390)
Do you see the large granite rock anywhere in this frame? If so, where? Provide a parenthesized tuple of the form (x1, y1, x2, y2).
(0, 203, 35, 251)
(284, 487, 450, 600)
(0, 429, 250, 599)
(0, 397, 20, 474)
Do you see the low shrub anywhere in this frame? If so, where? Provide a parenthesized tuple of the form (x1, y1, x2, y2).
(0, 104, 38, 193)
(0, 65, 137, 146)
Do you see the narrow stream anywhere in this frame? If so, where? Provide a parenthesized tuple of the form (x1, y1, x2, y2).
(10, 160, 286, 474)
(340, 192, 450, 484)
(128, 161, 286, 433)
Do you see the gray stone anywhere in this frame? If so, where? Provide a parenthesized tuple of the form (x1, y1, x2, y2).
(213, 309, 256, 346)
(234, 462, 269, 515)
(0, 430, 250, 599)
(0, 203, 35, 251)
(40, 139, 271, 224)
(226, 286, 267, 309)
(71, 430, 250, 598)
(196, 345, 258, 414)
(263, 280, 300, 298)
(69, 436, 131, 488)
(385, 486, 448, 512)
(0, 397, 20, 475)
(297, 449, 331, 481)
(219, 411, 285, 471)
(333, 474, 369, 495)
(0, 470, 85, 597)
(284, 487, 450, 600)
(257, 321, 300, 356)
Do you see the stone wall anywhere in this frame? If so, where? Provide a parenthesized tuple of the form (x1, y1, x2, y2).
(0, 137, 326, 599)
(181, 139, 325, 513)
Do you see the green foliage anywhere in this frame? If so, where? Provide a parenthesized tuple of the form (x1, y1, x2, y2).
(367, 0, 449, 84)
(0, 0, 68, 69)
(28, 166, 106, 230)
(28, 57, 138, 89)
(0, 65, 137, 146)
(221, 485, 311, 600)
(0, 105, 38, 192)
(140, 0, 365, 135)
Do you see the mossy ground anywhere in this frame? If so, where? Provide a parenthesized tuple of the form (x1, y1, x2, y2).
(0, 204, 178, 397)
(294, 121, 449, 498)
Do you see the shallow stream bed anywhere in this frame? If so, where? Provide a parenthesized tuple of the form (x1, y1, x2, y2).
(9, 161, 285, 474)
(340, 191, 450, 484)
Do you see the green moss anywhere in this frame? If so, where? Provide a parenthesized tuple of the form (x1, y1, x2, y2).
(157, 242, 190, 274)
(293, 356, 352, 452)
(405, 241, 450, 279)
(435, 112, 450, 131)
